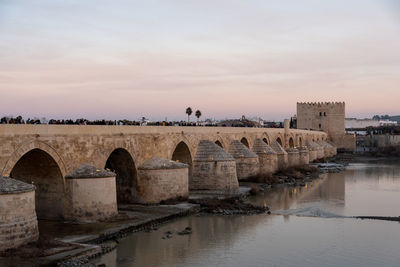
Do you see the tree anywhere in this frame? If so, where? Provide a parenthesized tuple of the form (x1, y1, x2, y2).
(195, 110, 202, 123)
(372, 115, 380, 120)
(186, 107, 193, 122)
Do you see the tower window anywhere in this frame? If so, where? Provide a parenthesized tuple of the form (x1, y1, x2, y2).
(319, 112, 322, 116)
(319, 124, 322, 128)
(324, 112, 327, 116)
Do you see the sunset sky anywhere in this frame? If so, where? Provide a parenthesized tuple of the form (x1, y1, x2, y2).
(1, 0, 400, 121)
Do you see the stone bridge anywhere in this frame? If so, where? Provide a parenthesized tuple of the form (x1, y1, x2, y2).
(0, 124, 327, 219)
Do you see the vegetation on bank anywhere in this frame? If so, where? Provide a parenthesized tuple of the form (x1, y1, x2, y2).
(240, 165, 320, 185)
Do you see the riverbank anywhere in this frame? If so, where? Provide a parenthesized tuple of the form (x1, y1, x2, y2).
(0, 204, 201, 266)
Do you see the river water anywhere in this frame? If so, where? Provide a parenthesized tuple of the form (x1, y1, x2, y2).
(94, 161, 400, 267)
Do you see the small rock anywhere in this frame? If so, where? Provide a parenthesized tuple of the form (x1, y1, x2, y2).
(177, 228, 192, 235)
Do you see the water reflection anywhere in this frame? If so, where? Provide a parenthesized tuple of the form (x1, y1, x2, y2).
(95, 214, 278, 267)
(93, 163, 400, 267)
(249, 172, 345, 213)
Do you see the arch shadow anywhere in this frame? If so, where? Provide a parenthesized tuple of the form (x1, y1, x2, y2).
(240, 137, 250, 148)
(105, 148, 137, 204)
(276, 137, 283, 146)
(215, 140, 223, 148)
(289, 137, 295, 148)
(171, 141, 193, 178)
(10, 148, 65, 220)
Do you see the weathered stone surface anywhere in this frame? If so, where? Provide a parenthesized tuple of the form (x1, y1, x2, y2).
(138, 156, 188, 170)
(270, 141, 288, 155)
(0, 179, 38, 252)
(326, 140, 338, 156)
(64, 166, 118, 222)
(192, 140, 238, 191)
(252, 139, 278, 175)
(306, 141, 321, 162)
(317, 141, 336, 158)
(137, 157, 189, 204)
(0, 175, 35, 194)
(286, 148, 300, 167)
(270, 141, 288, 171)
(228, 140, 258, 158)
(298, 147, 310, 165)
(65, 164, 115, 179)
(194, 140, 234, 162)
(228, 140, 259, 180)
(252, 139, 276, 155)
(311, 141, 325, 159)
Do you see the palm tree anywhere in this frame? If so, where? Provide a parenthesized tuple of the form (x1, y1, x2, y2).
(186, 107, 193, 122)
(195, 110, 202, 123)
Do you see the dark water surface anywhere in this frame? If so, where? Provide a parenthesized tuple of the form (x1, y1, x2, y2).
(94, 162, 400, 267)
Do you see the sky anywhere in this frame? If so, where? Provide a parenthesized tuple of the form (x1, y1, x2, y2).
(0, 0, 400, 121)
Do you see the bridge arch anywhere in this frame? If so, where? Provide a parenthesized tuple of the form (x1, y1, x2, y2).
(261, 133, 270, 145)
(171, 141, 193, 177)
(2, 140, 67, 178)
(240, 137, 250, 148)
(289, 137, 295, 148)
(105, 148, 137, 204)
(9, 147, 65, 220)
(215, 140, 223, 148)
(213, 135, 226, 149)
(276, 137, 283, 146)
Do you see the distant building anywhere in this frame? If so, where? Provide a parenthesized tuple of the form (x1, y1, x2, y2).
(263, 121, 282, 128)
(346, 118, 397, 129)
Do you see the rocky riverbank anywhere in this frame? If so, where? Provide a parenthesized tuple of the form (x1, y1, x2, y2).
(189, 196, 270, 215)
(240, 164, 320, 190)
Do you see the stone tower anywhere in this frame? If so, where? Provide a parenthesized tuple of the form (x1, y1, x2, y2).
(297, 102, 345, 136)
(297, 102, 355, 151)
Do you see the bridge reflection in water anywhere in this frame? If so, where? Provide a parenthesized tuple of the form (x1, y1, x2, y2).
(94, 171, 347, 267)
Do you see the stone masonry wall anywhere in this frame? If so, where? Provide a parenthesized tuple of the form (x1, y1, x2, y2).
(258, 154, 278, 175)
(64, 177, 118, 222)
(136, 168, 189, 204)
(191, 161, 238, 191)
(0, 191, 38, 251)
(234, 157, 260, 180)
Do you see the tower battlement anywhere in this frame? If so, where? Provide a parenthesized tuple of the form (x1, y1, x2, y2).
(297, 102, 345, 107)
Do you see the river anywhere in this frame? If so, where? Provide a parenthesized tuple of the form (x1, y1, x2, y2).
(93, 161, 400, 267)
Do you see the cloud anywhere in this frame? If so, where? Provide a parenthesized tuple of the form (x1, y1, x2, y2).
(0, 0, 399, 120)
